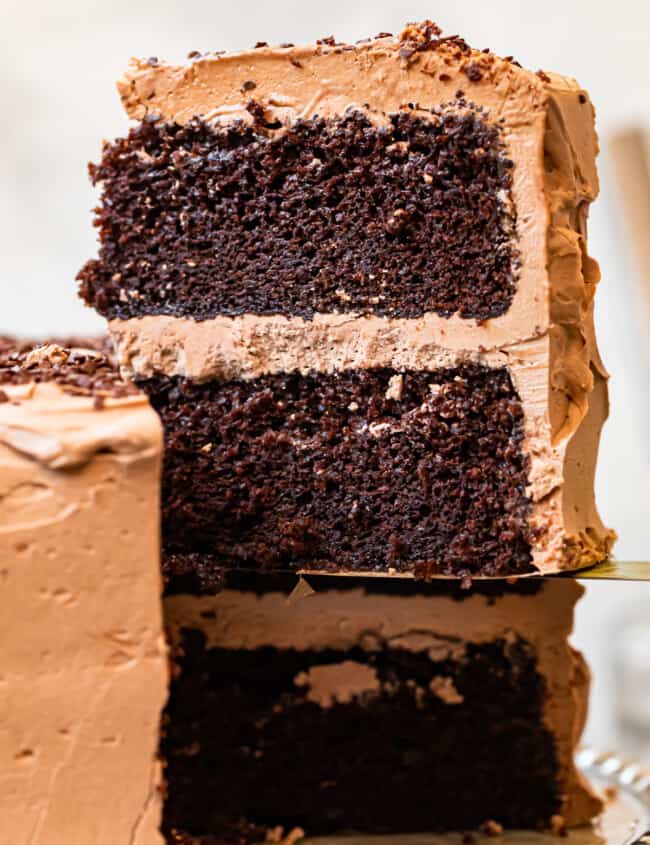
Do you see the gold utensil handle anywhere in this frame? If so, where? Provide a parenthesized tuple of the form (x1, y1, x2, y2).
(568, 560, 650, 581)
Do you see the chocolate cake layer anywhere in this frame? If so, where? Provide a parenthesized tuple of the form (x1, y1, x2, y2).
(144, 364, 534, 585)
(164, 636, 555, 841)
(161, 581, 601, 843)
(78, 107, 517, 322)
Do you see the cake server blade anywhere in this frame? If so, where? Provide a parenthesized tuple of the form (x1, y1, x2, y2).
(298, 561, 650, 582)
(571, 560, 650, 581)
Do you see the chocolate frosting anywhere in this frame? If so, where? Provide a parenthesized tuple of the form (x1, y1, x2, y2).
(0, 366, 167, 844)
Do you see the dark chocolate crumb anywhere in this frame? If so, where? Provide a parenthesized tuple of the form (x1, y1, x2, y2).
(536, 70, 551, 83)
(245, 99, 282, 130)
(0, 338, 134, 399)
(578, 93, 587, 104)
(146, 57, 159, 67)
(317, 35, 336, 46)
(375, 31, 393, 38)
(439, 73, 451, 82)
(399, 22, 471, 59)
(289, 57, 303, 68)
(464, 62, 483, 82)
(417, 34, 470, 55)
(253, 41, 268, 48)
(187, 50, 202, 60)
(241, 80, 256, 92)
(400, 20, 443, 42)
(279, 42, 294, 48)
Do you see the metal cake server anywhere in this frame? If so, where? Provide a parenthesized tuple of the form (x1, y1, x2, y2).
(297, 561, 650, 583)
(568, 560, 650, 581)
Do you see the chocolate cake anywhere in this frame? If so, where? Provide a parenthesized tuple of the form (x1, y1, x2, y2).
(0, 341, 167, 844)
(162, 578, 601, 844)
(0, 340, 605, 843)
(5, 19, 614, 843)
(79, 21, 614, 582)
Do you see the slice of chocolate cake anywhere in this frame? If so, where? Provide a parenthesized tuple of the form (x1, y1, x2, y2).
(161, 578, 602, 844)
(0, 341, 167, 844)
(78, 21, 614, 583)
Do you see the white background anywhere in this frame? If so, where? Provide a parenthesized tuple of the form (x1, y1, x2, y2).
(2, 0, 650, 752)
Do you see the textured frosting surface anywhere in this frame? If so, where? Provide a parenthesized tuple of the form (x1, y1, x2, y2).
(0, 376, 167, 844)
(165, 579, 602, 828)
(104, 23, 614, 574)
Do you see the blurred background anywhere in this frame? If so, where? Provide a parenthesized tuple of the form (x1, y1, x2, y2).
(2, 0, 650, 756)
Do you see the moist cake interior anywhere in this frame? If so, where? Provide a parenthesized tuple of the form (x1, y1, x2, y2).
(160, 578, 595, 845)
(147, 364, 534, 588)
(79, 103, 517, 322)
(163, 635, 556, 842)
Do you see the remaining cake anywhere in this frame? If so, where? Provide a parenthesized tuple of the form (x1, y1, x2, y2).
(78, 21, 614, 583)
(0, 339, 605, 844)
(162, 577, 601, 844)
(0, 340, 167, 845)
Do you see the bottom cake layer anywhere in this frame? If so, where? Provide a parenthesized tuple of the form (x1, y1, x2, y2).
(161, 579, 601, 844)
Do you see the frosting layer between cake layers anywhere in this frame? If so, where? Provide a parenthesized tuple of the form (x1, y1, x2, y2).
(0, 346, 167, 845)
(161, 579, 602, 843)
(80, 23, 615, 576)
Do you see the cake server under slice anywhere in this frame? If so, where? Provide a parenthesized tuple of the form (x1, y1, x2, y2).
(566, 560, 650, 581)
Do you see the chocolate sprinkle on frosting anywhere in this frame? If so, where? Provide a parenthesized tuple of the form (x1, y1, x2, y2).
(0, 338, 137, 398)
